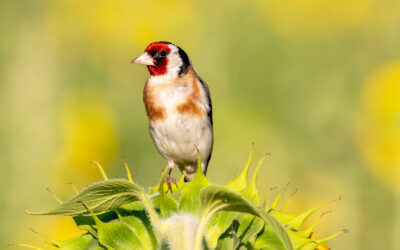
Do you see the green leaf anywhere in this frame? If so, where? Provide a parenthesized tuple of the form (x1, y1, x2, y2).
(197, 185, 294, 250)
(58, 234, 104, 250)
(179, 154, 211, 216)
(225, 145, 254, 192)
(149, 167, 179, 218)
(298, 230, 346, 250)
(205, 211, 238, 248)
(97, 220, 144, 249)
(152, 194, 178, 218)
(81, 201, 146, 249)
(241, 153, 269, 203)
(236, 214, 264, 244)
(206, 152, 267, 248)
(117, 201, 160, 247)
(72, 210, 118, 237)
(115, 207, 159, 249)
(28, 179, 145, 216)
(254, 226, 285, 249)
(285, 200, 334, 229)
(215, 220, 239, 250)
(299, 242, 319, 250)
(269, 209, 297, 226)
(288, 230, 314, 249)
(270, 200, 334, 230)
(149, 166, 188, 195)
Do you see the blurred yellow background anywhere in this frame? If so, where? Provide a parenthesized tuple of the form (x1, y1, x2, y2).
(1, 0, 400, 249)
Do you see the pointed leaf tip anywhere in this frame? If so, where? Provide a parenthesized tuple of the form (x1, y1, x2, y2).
(243, 153, 271, 203)
(320, 210, 332, 217)
(250, 153, 271, 183)
(91, 160, 108, 180)
(66, 182, 79, 194)
(122, 159, 133, 183)
(271, 184, 289, 209)
(191, 151, 209, 182)
(6, 243, 45, 250)
(179, 153, 210, 216)
(46, 188, 62, 204)
(199, 185, 294, 250)
(30, 228, 61, 247)
(158, 165, 169, 194)
(286, 199, 337, 229)
(313, 229, 347, 245)
(225, 145, 255, 191)
(29, 179, 143, 216)
(281, 188, 298, 211)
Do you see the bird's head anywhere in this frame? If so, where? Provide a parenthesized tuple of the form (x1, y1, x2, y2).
(132, 41, 191, 78)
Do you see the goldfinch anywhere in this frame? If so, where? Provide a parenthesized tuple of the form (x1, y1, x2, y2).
(132, 41, 213, 184)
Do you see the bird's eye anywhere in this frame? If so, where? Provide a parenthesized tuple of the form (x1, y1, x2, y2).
(160, 50, 168, 57)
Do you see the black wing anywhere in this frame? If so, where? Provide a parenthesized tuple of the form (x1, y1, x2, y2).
(197, 76, 213, 173)
(198, 77, 213, 126)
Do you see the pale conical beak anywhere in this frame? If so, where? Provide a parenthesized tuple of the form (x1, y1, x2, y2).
(131, 52, 155, 66)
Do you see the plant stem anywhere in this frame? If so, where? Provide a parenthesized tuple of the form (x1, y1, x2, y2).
(140, 193, 161, 229)
(193, 213, 210, 250)
(193, 203, 227, 250)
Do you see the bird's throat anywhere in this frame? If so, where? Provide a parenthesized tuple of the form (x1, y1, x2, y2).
(147, 58, 168, 76)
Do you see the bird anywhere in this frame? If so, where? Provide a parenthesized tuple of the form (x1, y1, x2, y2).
(131, 41, 213, 186)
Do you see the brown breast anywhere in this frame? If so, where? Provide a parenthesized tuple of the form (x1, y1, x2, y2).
(143, 83, 166, 122)
(176, 69, 203, 117)
(143, 68, 204, 122)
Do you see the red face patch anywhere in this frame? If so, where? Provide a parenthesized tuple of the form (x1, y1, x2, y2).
(145, 42, 171, 76)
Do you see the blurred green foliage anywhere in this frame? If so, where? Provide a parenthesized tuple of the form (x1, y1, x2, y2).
(1, 0, 400, 249)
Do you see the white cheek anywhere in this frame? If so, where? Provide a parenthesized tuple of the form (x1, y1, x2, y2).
(167, 53, 182, 71)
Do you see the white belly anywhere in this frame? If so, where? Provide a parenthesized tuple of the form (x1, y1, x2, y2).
(149, 113, 213, 166)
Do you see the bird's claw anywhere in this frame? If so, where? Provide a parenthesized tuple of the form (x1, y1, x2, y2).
(164, 176, 178, 193)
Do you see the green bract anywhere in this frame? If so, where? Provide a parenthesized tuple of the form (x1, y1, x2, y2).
(24, 148, 344, 250)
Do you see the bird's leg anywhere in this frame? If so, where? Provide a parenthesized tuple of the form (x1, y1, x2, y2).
(165, 160, 177, 192)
